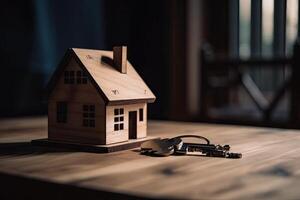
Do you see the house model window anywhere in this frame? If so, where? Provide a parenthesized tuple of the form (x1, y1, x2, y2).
(83, 105, 95, 127)
(64, 71, 75, 84)
(114, 108, 124, 131)
(139, 108, 143, 121)
(57, 102, 68, 123)
(76, 70, 88, 84)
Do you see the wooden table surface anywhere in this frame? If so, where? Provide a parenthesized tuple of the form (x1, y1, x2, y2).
(0, 117, 300, 200)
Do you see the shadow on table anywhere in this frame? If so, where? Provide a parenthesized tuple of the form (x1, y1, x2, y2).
(0, 142, 77, 156)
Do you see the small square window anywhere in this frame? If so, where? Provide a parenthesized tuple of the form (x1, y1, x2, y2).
(69, 71, 75, 84)
(64, 71, 69, 84)
(89, 105, 95, 111)
(114, 124, 119, 131)
(113, 108, 124, 132)
(83, 105, 89, 111)
(70, 71, 75, 76)
(83, 104, 95, 128)
(76, 70, 88, 84)
(89, 120, 95, 127)
(83, 119, 89, 127)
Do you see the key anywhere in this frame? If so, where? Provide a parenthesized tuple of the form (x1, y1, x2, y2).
(173, 135, 242, 159)
(140, 135, 242, 159)
(140, 137, 182, 156)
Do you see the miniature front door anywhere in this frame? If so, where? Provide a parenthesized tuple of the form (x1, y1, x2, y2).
(128, 111, 137, 139)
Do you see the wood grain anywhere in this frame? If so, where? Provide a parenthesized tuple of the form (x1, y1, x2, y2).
(1, 117, 300, 199)
(73, 48, 156, 102)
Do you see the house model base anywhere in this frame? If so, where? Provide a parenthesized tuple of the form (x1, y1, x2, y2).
(31, 136, 158, 153)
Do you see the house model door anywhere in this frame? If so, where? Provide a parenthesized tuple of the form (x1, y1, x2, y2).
(128, 111, 137, 139)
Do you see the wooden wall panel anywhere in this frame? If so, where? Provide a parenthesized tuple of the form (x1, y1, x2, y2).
(106, 103, 147, 144)
(48, 101, 105, 131)
(48, 57, 106, 144)
(48, 127, 104, 145)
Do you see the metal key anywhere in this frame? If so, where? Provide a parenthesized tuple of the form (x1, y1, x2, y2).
(140, 135, 242, 159)
(140, 137, 182, 156)
(173, 135, 242, 159)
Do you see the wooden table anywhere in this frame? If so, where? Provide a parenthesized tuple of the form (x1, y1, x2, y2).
(0, 117, 300, 200)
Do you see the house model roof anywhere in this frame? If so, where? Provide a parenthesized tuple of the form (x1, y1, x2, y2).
(48, 48, 156, 105)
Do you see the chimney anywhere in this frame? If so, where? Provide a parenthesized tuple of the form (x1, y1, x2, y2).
(113, 46, 127, 74)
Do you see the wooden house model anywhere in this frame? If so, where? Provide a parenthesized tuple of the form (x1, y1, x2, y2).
(46, 46, 156, 147)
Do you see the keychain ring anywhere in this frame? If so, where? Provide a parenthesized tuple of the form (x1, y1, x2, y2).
(171, 135, 210, 145)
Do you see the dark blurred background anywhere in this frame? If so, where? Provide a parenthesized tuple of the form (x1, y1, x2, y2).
(0, 0, 299, 127)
